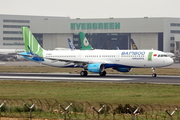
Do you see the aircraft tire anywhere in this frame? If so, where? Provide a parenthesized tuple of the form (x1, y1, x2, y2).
(99, 71, 106, 76)
(152, 73, 157, 77)
(80, 71, 88, 76)
(84, 71, 88, 76)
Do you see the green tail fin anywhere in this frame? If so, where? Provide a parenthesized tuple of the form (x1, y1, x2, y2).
(21, 27, 44, 57)
(79, 32, 93, 50)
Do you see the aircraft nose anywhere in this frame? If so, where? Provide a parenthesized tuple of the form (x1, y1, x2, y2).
(167, 57, 174, 66)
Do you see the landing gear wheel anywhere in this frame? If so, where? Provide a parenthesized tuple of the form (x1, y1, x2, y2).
(99, 71, 106, 76)
(151, 67, 157, 77)
(80, 71, 88, 76)
(84, 71, 88, 76)
(152, 73, 157, 77)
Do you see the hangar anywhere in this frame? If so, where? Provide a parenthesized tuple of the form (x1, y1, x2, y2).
(0, 14, 180, 57)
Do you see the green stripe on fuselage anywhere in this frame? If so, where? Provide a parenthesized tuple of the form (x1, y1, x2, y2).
(148, 52, 153, 61)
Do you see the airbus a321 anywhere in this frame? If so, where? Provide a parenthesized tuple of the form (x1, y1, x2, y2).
(20, 27, 173, 77)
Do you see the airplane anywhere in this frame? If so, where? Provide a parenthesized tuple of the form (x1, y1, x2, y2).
(131, 39, 138, 50)
(79, 32, 94, 50)
(67, 38, 76, 50)
(0, 49, 25, 61)
(67, 33, 94, 50)
(55, 36, 93, 51)
(19, 27, 173, 77)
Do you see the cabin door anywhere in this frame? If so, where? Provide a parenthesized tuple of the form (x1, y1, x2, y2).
(77, 53, 81, 60)
(115, 53, 120, 62)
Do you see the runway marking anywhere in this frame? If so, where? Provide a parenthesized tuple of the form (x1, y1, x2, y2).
(0, 76, 134, 81)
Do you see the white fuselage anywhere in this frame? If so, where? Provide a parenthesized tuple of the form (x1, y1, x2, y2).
(37, 49, 173, 68)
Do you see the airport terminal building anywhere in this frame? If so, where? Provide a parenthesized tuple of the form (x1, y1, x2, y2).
(0, 14, 180, 55)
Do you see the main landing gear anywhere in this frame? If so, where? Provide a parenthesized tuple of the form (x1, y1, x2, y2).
(80, 70, 107, 76)
(151, 67, 157, 77)
(99, 71, 106, 76)
(80, 64, 106, 76)
(80, 70, 88, 76)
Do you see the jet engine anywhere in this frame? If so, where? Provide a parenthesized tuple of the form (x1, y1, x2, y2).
(113, 67, 132, 72)
(87, 63, 104, 73)
(15, 55, 24, 61)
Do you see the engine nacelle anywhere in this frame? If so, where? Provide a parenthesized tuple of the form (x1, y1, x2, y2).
(15, 55, 23, 60)
(14, 55, 28, 61)
(113, 67, 132, 72)
(87, 63, 104, 73)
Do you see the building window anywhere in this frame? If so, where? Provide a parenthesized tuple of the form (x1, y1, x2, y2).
(3, 19, 30, 23)
(3, 25, 30, 28)
(170, 50, 174, 53)
(170, 23, 180, 27)
(73, 38, 79, 41)
(3, 42, 24, 46)
(3, 31, 22, 34)
(111, 38, 117, 40)
(170, 37, 174, 40)
(170, 30, 180, 33)
(3, 37, 23, 40)
(170, 43, 174, 47)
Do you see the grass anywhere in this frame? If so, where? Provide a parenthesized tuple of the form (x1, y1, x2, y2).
(1, 80, 180, 106)
(0, 66, 180, 119)
(0, 66, 179, 105)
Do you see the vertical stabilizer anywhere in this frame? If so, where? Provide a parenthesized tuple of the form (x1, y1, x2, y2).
(79, 32, 93, 50)
(68, 38, 76, 50)
(131, 39, 138, 50)
(21, 27, 44, 57)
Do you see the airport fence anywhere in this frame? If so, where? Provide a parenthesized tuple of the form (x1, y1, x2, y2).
(0, 98, 180, 120)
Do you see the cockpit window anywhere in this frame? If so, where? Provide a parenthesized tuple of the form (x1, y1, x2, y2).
(158, 54, 168, 57)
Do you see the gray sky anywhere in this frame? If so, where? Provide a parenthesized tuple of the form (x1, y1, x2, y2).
(0, 0, 180, 19)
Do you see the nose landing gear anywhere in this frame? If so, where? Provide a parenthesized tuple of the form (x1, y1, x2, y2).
(151, 67, 157, 77)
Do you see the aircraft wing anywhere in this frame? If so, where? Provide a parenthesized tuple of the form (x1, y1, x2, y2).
(45, 56, 110, 65)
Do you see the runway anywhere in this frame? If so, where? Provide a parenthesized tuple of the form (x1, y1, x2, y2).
(1, 61, 180, 68)
(0, 73, 180, 84)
